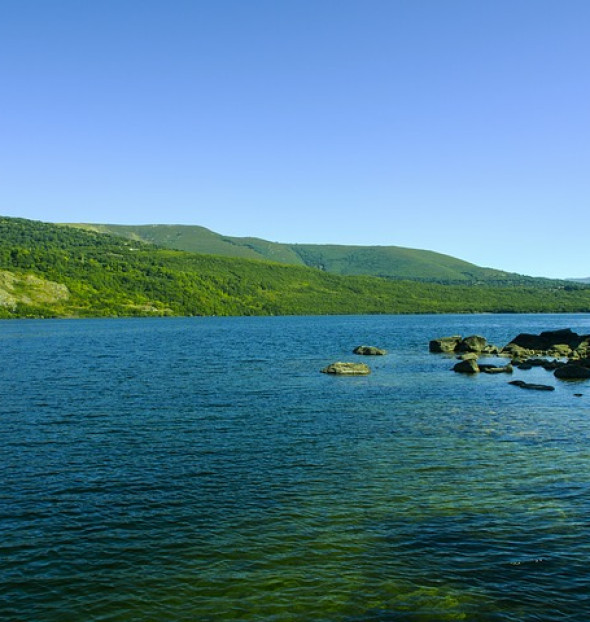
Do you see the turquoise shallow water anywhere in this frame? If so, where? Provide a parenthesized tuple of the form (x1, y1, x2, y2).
(2, 313, 590, 621)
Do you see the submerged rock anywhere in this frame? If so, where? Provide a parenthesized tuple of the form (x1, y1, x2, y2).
(509, 380, 555, 391)
(321, 362, 371, 375)
(353, 345, 387, 356)
(480, 363, 513, 374)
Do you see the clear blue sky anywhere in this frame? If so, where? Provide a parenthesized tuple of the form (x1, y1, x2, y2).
(1, 0, 588, 279)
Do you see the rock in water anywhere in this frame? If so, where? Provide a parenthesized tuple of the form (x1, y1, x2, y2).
(321, 362, 371, 375)
(453, 359, 480, 374)
(429, 336, 462, 353)
(554, 365, 590, 380)
(353, 345, 387, 355)
(456, 335, 488, 353)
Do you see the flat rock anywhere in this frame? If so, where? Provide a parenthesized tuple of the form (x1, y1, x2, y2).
(480, 364, 513, 374)
(321, 362, 371, 375)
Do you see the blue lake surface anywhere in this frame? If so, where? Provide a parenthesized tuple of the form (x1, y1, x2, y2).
(2, 313, 590, 621)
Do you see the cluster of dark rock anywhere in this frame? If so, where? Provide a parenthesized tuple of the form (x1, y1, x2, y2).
(321, 345, 387, 375)
(429, 335, 500, 355)
(500, 329, 590, 362)
(430, 328, 590, 390)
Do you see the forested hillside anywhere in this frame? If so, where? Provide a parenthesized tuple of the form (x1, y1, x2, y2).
(2, 216, 590, 318)
(68, 223, 558, 286)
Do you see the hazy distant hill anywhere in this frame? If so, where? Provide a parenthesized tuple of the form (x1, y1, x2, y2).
(569, 277, 590, 284)
(67, 223, 554, 286)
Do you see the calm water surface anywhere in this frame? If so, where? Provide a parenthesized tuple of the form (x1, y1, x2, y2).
(2, 314, 590, 621)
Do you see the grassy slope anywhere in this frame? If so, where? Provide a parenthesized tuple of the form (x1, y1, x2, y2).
(2, 216, 590, 318)
(68, 223, 534, 284)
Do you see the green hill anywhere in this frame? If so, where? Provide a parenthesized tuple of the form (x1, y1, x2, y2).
(67, 223, 545, 285)
(2, 216, 590, 319)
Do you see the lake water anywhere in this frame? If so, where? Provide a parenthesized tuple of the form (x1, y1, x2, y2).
(2, 313, 590, 621)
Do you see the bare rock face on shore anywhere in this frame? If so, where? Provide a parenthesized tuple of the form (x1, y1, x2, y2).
(321, 362, 371, 375)
(353, 345, 387, 356)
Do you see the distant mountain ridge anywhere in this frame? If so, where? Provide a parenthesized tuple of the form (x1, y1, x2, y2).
(66, 223, 558, 286)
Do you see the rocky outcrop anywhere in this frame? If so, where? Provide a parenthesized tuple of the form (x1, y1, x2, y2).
(432, 328, 590, 364)
(432, 328, 590, 391)
(353, 345, 387, 356)
(501, 329, 590, 358)
(321, 362, 371, 375)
